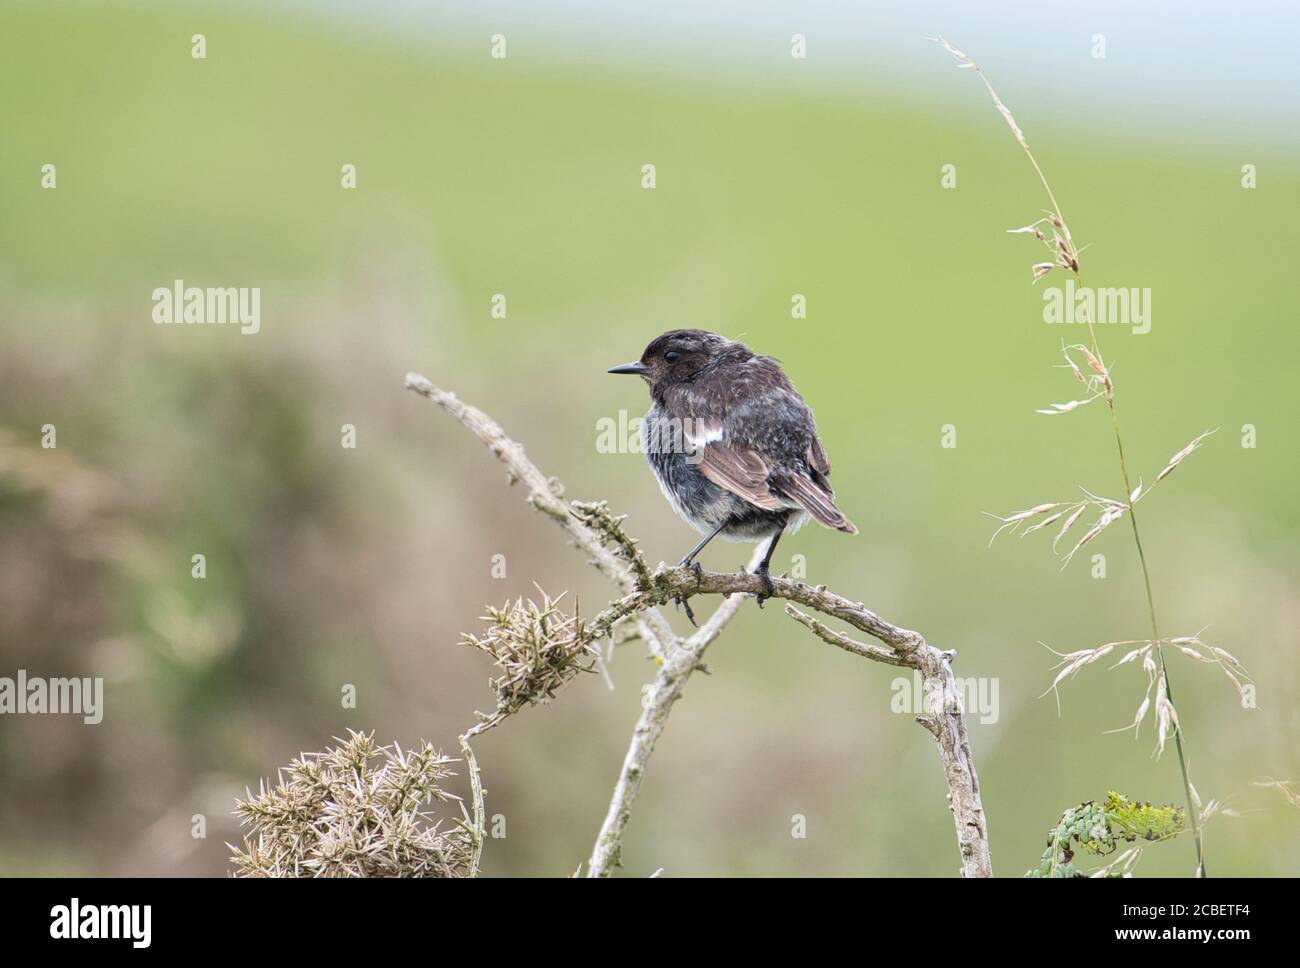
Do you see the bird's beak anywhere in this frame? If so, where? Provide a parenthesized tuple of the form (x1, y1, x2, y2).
(607, 361, 650, 376)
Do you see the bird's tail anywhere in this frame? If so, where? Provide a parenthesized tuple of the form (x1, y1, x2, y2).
(774, 474, 858, 534)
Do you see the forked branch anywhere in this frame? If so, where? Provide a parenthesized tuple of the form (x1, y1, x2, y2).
(406, 372, 992, 877)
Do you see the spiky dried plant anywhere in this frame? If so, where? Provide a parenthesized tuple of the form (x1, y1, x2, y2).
(934, 37, 1253, 877)
(229, 730, 474, 877)
(462, 588, 600, 718)
(228, 588, 606, 878)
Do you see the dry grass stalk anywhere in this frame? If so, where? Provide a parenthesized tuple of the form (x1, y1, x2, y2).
(1252, 777, 1300, 810)
(990, 428, 1219, 569)
(1039, 631, 1252, 764)
(933, 37, 1249, 877)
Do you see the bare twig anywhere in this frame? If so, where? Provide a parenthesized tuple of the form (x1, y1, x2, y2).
(457, 716, 501, 878)
(405, 372, 678, 657)
(585, 542, 766, 877)
(786, 604, 911, 667)
(406, 372, 993, 878)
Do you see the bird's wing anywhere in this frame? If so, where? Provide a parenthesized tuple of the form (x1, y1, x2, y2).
(808, 435, 832, 479)
(695, 441, 786, 511)
(771, 472, 858, 534)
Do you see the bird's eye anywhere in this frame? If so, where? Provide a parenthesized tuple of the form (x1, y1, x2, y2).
(664, 351, 681, 364)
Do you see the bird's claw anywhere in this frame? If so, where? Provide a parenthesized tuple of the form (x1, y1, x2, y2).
(676, 557, 704, 579)
(670, 559, 702, 626)
(753, 565, 776, 608)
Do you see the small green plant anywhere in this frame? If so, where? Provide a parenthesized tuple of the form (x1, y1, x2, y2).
(1026, 791, 1186, 878)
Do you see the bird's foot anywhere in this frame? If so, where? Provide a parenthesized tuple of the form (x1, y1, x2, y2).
(671, 559, 702, 626)
(753, 564, 776, 608)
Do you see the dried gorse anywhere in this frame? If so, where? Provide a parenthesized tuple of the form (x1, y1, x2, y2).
(462, 588, 600, 718)
(229, 730, 473, 877)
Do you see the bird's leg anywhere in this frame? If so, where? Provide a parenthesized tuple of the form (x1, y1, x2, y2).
(677, 521, 726, 571)
(672, 521, 725, 627)
(752, 525, 784, 607)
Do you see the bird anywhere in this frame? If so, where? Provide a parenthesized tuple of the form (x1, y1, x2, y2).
(608, 329, 856, 619)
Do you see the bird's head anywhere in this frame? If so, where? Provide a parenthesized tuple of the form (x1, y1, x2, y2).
(607, 329, 742, 392)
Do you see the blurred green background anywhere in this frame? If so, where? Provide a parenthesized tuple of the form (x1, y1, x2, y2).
(1, 1, 1297, 876)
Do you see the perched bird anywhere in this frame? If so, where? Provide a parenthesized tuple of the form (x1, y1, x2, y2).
(608, 329, 856, 615)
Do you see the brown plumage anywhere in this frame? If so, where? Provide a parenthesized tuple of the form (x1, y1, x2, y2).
(609, 329, 857, 618)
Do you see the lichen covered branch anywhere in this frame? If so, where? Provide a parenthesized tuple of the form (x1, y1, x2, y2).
(580, 563, 992, 877)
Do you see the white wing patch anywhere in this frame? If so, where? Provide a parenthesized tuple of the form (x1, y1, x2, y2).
(683, 419, 724, 449)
